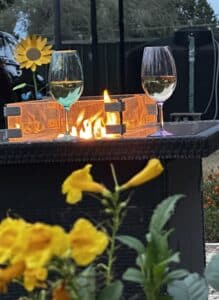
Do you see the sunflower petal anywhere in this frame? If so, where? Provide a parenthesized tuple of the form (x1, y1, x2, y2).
(25, 60, 34, 69)
(38, 38, 47, 50)
(16, 56, 28, 64)
(20, 62, 29, 69)
(45, 44, 53, 50)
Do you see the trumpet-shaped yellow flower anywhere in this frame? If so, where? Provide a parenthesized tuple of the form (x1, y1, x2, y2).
(0, 261, 25, 293)
(62, 164, 109, 204)
(15, 223, 69, 269)
(23, 267, 48, 292)
(52, 283, 70, 300)
(15, 35, 52, 72)
(69, 218, 109, 266)
(0, 218, 29, 264)
(120, 158, 164, 191)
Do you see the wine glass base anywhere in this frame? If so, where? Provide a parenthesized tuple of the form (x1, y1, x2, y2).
(150, 129, 173, 137)
(55, 134, 80, 141)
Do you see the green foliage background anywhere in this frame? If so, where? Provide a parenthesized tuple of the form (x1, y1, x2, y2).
(0, 0, 217, 41)
(203, 170, 219, 242)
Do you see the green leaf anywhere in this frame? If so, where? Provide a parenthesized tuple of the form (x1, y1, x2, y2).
(205, 253, 219, 290)
(165, 269, 189, 283)
(158, 296, 173, 300)
(149, 194, 184, 235)
(116, 235, 145, 254)
(77, 266, 96, 300)
(12, 83, 27, 90)
(157, 252, 180, 267)
(136, 253, 146, 268)
(97, 280, 123, 300)
(38, 290, 47, 300)
(168, 273, 208, 300)
(122, 268, 144, 284)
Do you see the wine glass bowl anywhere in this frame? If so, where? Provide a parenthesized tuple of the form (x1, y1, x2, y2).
(49, 50, 84, 139)
(141, 46, 177, 136)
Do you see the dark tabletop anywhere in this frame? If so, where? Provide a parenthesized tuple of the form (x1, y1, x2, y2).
(1, 120, 219, 164)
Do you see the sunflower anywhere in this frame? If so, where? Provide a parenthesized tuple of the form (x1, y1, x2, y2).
(15, 35, 52, 72)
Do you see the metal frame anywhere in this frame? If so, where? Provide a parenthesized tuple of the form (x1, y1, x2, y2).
(53, 0, 125, 94)
(104, 97, 126, 135)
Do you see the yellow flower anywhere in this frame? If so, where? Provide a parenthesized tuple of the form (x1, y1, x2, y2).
(0, 217, 28, 264)
(23, 267, 48, 292)
(0, 261, 25, 293)
(52, 283, 70, 300)
(62, 164, 109, 204)
(17, 223, 69, 269)
(15, 35, 52, 72)
(69, 218, 109, 266)
(119, 158, 164, 191)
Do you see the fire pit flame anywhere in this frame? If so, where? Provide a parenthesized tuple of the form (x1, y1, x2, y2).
(68, 90, 118, 139)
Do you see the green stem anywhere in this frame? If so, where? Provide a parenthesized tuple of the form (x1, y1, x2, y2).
(110, 163, 119, 188)
(106, 215, 119, 284)
(145, 292, 157, 300)
(144, 280, 159, 300)
(32, 71, 38, 99)
(105, 193, 120, 285)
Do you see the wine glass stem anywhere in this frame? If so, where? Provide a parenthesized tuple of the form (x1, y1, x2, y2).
(64, 108, 70, 135)
(157, 102, 164, 130)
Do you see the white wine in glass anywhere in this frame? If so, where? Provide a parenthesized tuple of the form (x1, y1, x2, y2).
(141, 46, 177, 136)
(49, 50, 84, 139)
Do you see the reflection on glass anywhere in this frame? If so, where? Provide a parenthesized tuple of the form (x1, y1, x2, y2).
(141, 46, 177, 136)
(49, 50, 84, 139)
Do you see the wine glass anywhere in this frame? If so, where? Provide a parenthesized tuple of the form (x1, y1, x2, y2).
(141, 46, 177, 136)
(49, 50, 84, 139)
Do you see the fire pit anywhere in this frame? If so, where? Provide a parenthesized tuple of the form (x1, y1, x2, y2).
(5, 93, 156, 141)
(2, 96, 219, 299)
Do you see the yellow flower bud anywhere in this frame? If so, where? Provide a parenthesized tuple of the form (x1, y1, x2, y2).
(101, 199, 109, 206)
(119, 159, 164, 191)
(119, 201, 127, 208)
(104, 208, 113, 214)
(52, 282, 70, 300)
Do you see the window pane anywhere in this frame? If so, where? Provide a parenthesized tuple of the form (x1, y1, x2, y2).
(0, 0, 54, 40)
(124, 0, 218, 41)
(61, 0, 91, 42)
(97, 0, 119, 42)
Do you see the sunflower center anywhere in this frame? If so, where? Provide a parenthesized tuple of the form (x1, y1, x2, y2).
(26, 48, 41, 61)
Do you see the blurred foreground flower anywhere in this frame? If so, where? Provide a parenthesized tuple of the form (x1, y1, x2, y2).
(52, 283, 70, 300)
(0, 261, 25, 293)
(0, 217, 28, 264)
(0, 217, 108, 296)
(69, 218, 109, 266)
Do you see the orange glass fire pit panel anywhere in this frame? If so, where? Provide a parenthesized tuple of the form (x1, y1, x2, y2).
(6, 94, 156, 141)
